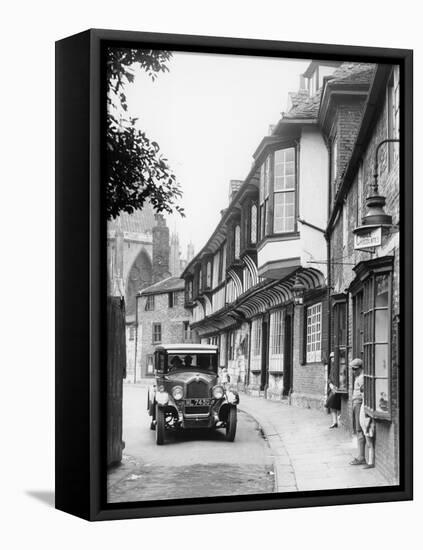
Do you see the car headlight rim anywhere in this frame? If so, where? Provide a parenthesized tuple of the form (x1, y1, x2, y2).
(212, 385, 224, 399)
(172, 385, 184, 401)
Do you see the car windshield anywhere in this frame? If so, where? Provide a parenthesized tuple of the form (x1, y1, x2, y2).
(166, 353, 218, 373)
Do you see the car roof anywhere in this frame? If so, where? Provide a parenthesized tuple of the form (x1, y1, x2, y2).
(155, 344, 218, 353)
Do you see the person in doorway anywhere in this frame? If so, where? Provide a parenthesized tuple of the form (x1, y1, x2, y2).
(349, 358, 366, 465)
(326, 352, 341, 428)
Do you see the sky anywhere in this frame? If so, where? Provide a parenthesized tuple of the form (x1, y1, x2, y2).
(124, 51, 311, 258)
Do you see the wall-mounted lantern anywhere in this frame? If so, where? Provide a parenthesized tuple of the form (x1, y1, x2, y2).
(353, 138, 399, 250)
(292, 274, 306, 305)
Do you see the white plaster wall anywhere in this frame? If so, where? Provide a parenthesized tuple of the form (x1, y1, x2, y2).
(298, 126, 329, 278)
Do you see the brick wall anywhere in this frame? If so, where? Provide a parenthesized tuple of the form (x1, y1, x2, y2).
(291, 294, 328, 410)
(135, 289, 192, 379)
(330, 67, 400, 483)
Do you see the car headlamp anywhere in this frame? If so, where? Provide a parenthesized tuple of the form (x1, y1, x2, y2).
(172, 386, 184, 401)
(156, 391, 169, 405)
(212, 385, 224, 399)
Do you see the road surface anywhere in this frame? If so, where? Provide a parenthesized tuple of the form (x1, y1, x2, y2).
(107, 384, 275, 503)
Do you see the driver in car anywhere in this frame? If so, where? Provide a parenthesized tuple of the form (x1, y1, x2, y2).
(184, 355, 193, 368)
(169, 355, 183, 371)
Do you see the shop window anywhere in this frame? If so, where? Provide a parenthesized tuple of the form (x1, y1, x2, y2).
(352, 259, 393, 419)
(332, 297, 348, 392)
(269, 309, 284, 372)
(145, 295, 155, 311)
(152, 323, 162, 344)
(306, 302, 322, 363)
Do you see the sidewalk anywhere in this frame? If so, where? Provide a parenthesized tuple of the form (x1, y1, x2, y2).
(239, 393, 389, 493)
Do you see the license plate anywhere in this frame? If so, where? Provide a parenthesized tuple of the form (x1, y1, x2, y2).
(185, 399, 211, 406)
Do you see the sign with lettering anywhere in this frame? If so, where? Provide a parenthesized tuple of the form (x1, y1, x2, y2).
(354, 227, 382, 250)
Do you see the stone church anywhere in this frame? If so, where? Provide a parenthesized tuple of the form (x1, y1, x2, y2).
(107, 202, 194, 380)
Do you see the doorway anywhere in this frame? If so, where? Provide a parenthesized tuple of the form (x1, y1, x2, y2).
(260, 316, 269, 391)
(283, 308, 294, 396)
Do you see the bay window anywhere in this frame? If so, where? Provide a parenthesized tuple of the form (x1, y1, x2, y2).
(259, 156, 270, 238)
(250, 203, 257, 244)
(274, 148, 296, 233)
(351, 257, 393, 419)
(259, 145, 297, 239)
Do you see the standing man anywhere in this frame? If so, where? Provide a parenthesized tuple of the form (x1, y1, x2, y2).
(349, 358, 366, 465)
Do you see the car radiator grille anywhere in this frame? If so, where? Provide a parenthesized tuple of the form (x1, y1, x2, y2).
(184, 406, 209, 415)
(186, 380, 209, 398)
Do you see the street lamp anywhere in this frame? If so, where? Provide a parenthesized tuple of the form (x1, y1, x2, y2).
(353, 138, 399, 248)
(292, 274, 306, 306)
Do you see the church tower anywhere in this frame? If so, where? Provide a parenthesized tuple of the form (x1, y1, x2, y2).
(169, 232, 181, 277)
(152, 214, 170, 283)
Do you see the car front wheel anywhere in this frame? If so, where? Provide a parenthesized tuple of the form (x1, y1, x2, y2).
(225, 406, 237, 442)
(155, 405, 165, 445)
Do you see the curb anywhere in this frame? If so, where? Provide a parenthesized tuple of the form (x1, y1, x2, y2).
(239, 406, 298, 493)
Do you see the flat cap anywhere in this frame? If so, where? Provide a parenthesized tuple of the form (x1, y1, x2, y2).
(350, 358, 363, 369)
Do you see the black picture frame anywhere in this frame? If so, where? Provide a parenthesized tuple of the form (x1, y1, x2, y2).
(55, 28, 413, 521)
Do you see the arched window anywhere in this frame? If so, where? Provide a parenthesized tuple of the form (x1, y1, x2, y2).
(234, 225, 241, 259)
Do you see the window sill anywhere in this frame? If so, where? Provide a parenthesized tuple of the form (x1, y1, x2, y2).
(364, 406, 392, 421)
(257, 231, 300, 249)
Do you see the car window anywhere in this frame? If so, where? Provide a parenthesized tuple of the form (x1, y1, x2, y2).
(166, 353, 217, 372)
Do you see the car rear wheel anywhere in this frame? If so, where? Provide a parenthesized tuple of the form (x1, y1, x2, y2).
(155, 405, 165, 445)
(225, 406, 237, 442)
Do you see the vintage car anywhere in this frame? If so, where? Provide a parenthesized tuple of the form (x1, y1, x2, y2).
(147, 344, 239, 445)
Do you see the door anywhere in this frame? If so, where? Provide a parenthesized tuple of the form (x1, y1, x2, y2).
(260, 316, 269, 391)
(283, 308, 293, 396)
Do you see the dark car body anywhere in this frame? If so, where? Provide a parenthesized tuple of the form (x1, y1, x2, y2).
(147, 344, 239, 445)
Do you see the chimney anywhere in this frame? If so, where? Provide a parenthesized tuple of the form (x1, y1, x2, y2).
(228, 180, 243, 203)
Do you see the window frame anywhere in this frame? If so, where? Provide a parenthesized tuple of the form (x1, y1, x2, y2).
(145, 294, 155, 311)
(332, 294, 348, 393)
(350, 257, 393, 420)
(152, 322, 162, 344)
(273, 147, 297, 234)
(305, 302, 322, 363)
(258, 144, 298, 241)
(269, 309, 284, 372)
